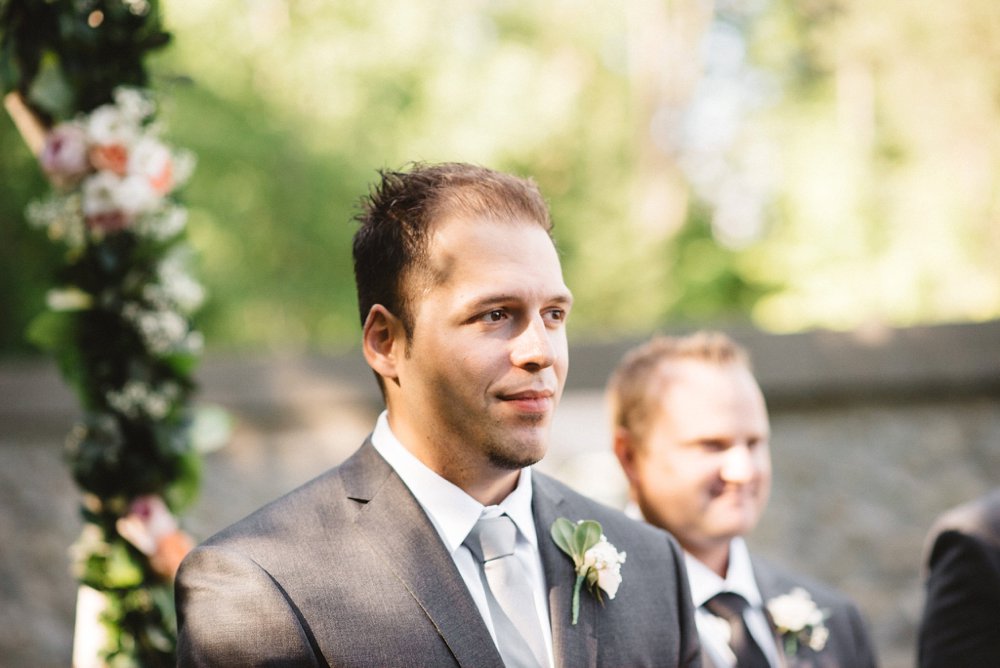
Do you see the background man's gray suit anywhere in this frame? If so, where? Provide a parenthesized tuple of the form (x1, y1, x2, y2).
(176, 441, 702, 666)
(695, 558, 876, 668)
(751, 559, 877, 668)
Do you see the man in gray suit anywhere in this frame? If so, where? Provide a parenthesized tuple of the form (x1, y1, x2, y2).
(176, 162, 701, 667)
(609, 332, 877, 668)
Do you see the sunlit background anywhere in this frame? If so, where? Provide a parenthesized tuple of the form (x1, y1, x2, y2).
(2, 3, 1000, 666)
(3, 0, 998, 354)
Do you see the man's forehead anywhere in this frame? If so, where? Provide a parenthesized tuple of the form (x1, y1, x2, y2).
(423, 215, 559, 276)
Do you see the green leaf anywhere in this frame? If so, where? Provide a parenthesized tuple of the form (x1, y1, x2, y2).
(26, 50, 73, 119)
(164, 448, 201, 512)
(550, 517, 576, 557)
(26, 309, 75, 352)
(105, 540, 144, 588)
(189, 404, 231, 454)
(572, 520, 602, 557)
(162, 349, 198, 376)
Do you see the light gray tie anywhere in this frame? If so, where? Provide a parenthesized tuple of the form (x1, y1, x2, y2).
(464, 514, 547, 668)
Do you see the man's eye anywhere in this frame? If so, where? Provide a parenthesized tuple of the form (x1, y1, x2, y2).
(483, 310, 505, 322)
(546, 308, 566, 322)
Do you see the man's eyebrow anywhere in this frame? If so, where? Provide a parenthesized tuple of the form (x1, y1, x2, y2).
(465, 291, 574, 311)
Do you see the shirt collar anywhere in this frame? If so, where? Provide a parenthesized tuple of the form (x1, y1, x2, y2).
(685, 537, 763, 609)
(370, 410, 537, 554)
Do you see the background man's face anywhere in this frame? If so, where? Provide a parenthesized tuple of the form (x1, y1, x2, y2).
(630, 360, 772, 556)
(391, 215, 572, 473)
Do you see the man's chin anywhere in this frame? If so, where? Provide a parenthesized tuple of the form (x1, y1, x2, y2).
(486, 439, 547, 471)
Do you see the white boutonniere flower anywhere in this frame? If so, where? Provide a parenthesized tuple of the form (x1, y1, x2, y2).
(766, 587, 830, 655)
(550, 518, 627, 625)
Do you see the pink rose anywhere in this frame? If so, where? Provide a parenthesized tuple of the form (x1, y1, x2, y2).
(90, 143, 130, 176)
(129, 137, 175, 195)
(116, 495, 193, 580)
(40, 124, 91, 188)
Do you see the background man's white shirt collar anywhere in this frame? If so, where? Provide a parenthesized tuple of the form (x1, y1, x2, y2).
(625, 502, 782, 668)
(686, 537, 762, 608)
(686, 538, 782, 668)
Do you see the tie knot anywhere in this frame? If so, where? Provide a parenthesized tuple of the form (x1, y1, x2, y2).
(704, 591, 752, 622)
(464, 514, 517, 563)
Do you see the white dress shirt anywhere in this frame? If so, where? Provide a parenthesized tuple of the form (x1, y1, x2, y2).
(686, 537, 782, 668)
(370, 411, 555, 668)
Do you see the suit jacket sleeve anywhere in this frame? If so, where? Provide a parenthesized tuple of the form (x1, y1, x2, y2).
(176, 544, 321, 667)
(918, 528, 1000, 668)
(843, 599, 878, 668)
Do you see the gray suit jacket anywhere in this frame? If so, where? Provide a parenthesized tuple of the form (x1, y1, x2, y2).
(749, 559, 877, 668)
(697, 558, 877, 668)
(176, 441, 702, 667)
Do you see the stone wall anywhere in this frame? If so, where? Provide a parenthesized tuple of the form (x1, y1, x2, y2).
(1, 320, 998, 667)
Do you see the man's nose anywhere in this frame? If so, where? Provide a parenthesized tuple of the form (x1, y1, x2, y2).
(720, 443, 755, 483)
(510, 315, 556, 370)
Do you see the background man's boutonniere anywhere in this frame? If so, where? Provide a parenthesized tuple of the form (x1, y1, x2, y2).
(766, 587, 830, 656)
(550, 518, 627, 625)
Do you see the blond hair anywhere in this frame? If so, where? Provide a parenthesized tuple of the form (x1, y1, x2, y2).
(606, 331, 751, 445)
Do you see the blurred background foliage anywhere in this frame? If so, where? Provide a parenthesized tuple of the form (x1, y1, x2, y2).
(3, 0, 999, 356)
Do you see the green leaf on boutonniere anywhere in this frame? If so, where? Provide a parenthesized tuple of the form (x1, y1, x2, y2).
(551, 517, 603, 624)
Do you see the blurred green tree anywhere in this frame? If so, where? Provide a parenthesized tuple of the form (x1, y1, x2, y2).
(3, 0, 998, 357)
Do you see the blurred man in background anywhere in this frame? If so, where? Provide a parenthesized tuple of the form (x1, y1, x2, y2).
(609, 331, 877, 668)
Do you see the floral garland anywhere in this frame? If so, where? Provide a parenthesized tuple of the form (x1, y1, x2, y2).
(16, 83, 210, 667)
(1, 3, 219, 664)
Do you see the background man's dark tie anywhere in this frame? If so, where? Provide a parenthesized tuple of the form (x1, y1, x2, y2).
(704, 591, 771, 668)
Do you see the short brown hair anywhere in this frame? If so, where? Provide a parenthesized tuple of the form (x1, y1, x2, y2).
(352, 162, 552, 338)
(607, 331, 751, 445)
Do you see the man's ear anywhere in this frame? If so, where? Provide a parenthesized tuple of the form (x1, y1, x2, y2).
(613, 427, 641, 486)
(362, 305, 405, 383)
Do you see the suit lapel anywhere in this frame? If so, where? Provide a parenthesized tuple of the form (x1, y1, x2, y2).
(753, 559, 827, 668)
(751, 560, 791, 667)
(532, 474, 598, 668)
(343, 442, 504, 668)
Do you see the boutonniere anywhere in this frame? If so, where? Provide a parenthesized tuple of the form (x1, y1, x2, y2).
(766, 587, 830, 655)
(550, 518, 627, 625)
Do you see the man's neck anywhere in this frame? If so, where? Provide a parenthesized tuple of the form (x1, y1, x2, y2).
(686, 540, 732, 578)
(384, 412, 522, 506)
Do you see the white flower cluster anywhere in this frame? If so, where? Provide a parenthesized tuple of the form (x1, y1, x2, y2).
(106, 379, 181, 420)
(122, 301, 203, 357)
(150, 253, 206, 314)
(26, 192, 87, 247)
(582, 534, 627, 599)
(766, 587, 830, 652)
(29, 86, 194, 246)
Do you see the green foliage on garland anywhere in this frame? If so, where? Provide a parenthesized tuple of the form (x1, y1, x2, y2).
(0, 0, 170, 118)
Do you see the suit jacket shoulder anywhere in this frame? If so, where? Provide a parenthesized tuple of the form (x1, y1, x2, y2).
(176, 442, 501, 667)
(176, 447, 703, 667)
(752, 557, 878, 668)
(918, 489, 1000, 668)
